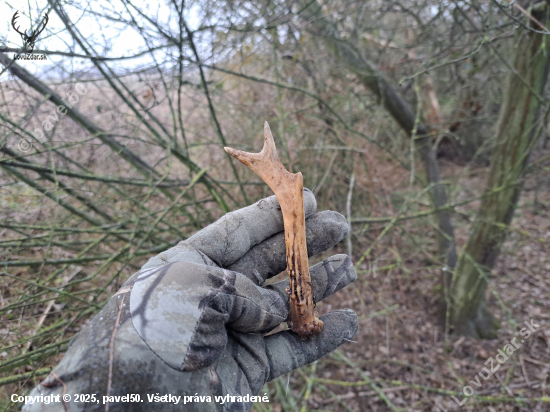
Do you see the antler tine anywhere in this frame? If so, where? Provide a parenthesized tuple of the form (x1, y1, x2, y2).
(11, 11, 25, 37)
(223, 122, 286, 180)
(260, 121, 279, 158)
(31, 13, 49, 40)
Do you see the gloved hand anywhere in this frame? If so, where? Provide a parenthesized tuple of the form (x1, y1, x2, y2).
(23, 189, 358, 412)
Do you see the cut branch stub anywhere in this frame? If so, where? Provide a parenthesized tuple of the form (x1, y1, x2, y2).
(224, 121, 323, 339)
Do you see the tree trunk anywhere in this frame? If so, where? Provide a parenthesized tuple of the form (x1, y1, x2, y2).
(449, 11, 550, 338)
(297, 0, 458, 272)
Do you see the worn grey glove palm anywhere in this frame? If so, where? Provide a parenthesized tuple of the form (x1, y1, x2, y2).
(23, 189, 358, 412)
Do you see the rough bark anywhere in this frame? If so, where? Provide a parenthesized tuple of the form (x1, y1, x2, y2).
(449, 12, 550, 338)
(297, 0, 458, 270)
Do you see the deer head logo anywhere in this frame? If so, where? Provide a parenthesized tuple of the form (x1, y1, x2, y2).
(11, 11, 49, 54)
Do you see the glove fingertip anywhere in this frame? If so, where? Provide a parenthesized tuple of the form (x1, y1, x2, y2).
(315, 309, 359, 354)
(305, 211, 349, 256)
(265, 309, 358, 380)
(303, 187, 317, 217)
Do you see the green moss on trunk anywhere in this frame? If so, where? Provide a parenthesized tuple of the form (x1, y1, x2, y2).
(448, 15, 550, 338)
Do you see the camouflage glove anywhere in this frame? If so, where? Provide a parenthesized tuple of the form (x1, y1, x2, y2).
(23, 189, 358, 412)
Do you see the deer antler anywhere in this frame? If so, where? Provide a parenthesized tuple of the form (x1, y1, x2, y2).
(29, 13, 49, 43)
(224, 122, 323, 339)
(11, 11, 26, 38)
